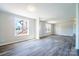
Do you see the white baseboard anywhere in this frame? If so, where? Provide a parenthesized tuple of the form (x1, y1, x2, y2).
(0, 38, 32, 46)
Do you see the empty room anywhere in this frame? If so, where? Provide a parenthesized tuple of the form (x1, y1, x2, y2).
(0, 3, 78, 56)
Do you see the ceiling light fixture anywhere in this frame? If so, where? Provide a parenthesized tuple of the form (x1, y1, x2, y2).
(27, 5, 36, 12)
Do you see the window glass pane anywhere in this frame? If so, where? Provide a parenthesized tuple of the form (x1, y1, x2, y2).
(15, 17, 29, 36)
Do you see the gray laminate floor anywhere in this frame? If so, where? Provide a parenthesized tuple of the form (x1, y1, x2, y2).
(0, 35, 77, 56)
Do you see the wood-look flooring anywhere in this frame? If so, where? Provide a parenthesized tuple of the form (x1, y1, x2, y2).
(0, 35, 77, 56)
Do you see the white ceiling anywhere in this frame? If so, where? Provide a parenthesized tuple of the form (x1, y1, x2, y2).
(0, 3, 76, 22)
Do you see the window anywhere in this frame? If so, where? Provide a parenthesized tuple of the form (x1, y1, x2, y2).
(15, 18, 29, 36)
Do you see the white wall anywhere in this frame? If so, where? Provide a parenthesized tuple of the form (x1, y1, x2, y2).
(76, 14, 79, 49)
(39, 21, 53, 37)
(0, 11, 36, 46)
(39, 21, 46, 36)
(76, 4, 79, 49)
(55, 20, 74, 36)
(51, 24, 55, 34)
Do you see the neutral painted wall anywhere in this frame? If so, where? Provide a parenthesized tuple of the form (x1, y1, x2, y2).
(0, 11, 36, 46)
(55, 20, 74, 36)
(51, 24, 55, 34)
(77, 10, 79, 49)
(76, 4, 79, 49)
(76, 14, 79, 49)
(39, 21, 53, 37)
(39, 21, 46, 36)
